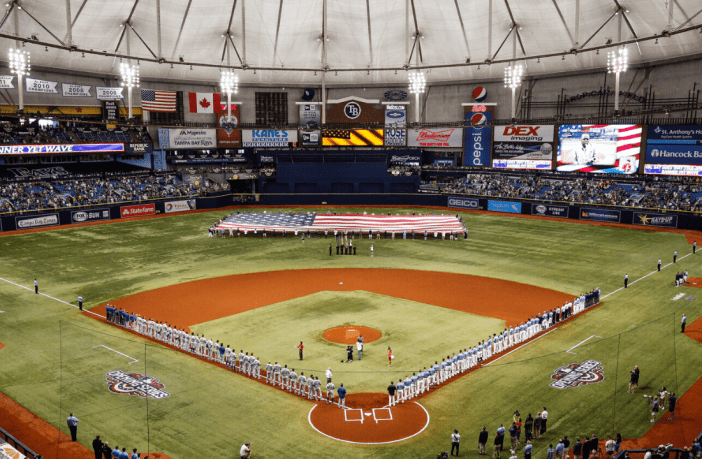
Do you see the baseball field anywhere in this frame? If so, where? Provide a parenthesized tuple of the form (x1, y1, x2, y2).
(1, 206, 701, 459)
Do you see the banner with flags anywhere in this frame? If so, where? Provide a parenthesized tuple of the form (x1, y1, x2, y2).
(322, 129, 383, 146)
(188, 92, 221, 114)
(26, 78, 59, 94)
(141, 89, 177, 112)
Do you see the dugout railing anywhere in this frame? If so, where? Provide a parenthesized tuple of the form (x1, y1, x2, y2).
(0, 426, 42, 459)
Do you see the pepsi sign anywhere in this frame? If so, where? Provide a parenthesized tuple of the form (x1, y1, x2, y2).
(472, 87, 487, 102)
(464, 105, 493, 166)
(344, 102, 362, 119)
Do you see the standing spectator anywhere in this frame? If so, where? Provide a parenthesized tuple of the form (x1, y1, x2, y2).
(614, 434, 622, 454)
(668, 392, 677, 419)
(547, 444, 555, 459)
(605, 436, 616, 458)
(479, 427, 489, 456)
(451, 429, 461, 457)
(78, 295, 84, 311)
(624, 274, 628, 288)
(694, 241, 697, 254)
(563, 436, 571, 451)
(493, 432, 502, 459)
(131, 449, 139, 459)
(516, 417, 523, 444)
(682, 314, 687, 333)
(658, 259, 662, 271)
(297, 341, 304, 360)
(524, 414, 533, 442)
(533, 413, 542, 440)
(628, 366, 640, 393)
(101, 442, 111, 459)
(325, 367, 333, 383)
(67, 413, 79, 441)
(92, 435, 103, 459)
(337, 383, 346, 409)
(644, 448, 652, 459)
(524, 441, 533, 459)
(541, 408, 549, 435)
(509, 450, 518, 459)
(357, 336, 364, 360)
(509, 423, 518, 451)
(34, 278, 38, 294)
(240, 443, 252, 459)
(674, 250, 678, 263)
(556, 439, 565, 459)
(387, 381, 397, 407)
(497, 424, 506, 453)
(573, 438, 583, 459)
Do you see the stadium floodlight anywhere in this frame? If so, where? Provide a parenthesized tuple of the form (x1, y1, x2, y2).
(607, 46, 628, 112)
(120, 62, 140, 119)
(408, 71, 425, 122)
(220, 70, 239, 123)
(8, 49, 30, 111)
(504, 65, 523, 120)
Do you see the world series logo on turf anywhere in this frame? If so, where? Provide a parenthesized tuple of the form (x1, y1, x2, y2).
(105, 370, 171, 399)
(549, 360, 605, 389)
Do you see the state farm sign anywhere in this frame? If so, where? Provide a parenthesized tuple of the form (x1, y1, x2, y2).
(121, 204, 156, 218)
(495, 125, 554, 142)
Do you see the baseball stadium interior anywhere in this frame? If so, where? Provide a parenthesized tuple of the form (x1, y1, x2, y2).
(1, 0, 702, 458)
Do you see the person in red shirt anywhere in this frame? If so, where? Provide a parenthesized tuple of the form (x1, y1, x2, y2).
(388, 347, 393, 366)
(297, 341, 304, 360)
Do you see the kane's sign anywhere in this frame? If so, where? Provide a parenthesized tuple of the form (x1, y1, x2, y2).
(549, 360, 605, 389)
(105, 370, 170, 399)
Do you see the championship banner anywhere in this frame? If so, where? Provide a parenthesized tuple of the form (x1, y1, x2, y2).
(242, 130, 297, 147)
(408, 128, 462, 148)
(0, 76, 14, 89)
(464, 104, 494, 166)
(165, 199, 196, 213)
(322, 129, 383, 146)
(0, 441, 26, 459)
(25, 78, 58, 94)
(300, 130, 321, 146)
(121, 204, 155, 218)
(15, 213, 59, 229)
(632, 212, 678, 228)
(492, 125, 554, 170)
(218, 106, 241, 147)
(531, 203, 569, 218)
(0, 105, 104, 115)
(71, 209, 110, 223)
(299, 104, 321, 128)
(62, 83, 92, 97)
(158, 129, 217, 150)
(488, 200, 521, 214)
(0, 144, 124, 155)
(557, 124, 641, 174)
(579, 208, 621, 223)
(96, 86, 125, 100)
(384, 105, 406, 147)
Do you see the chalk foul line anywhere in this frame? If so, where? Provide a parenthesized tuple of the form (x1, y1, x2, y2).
(91, 345, 139, 364)
(0, 277, 103, 318)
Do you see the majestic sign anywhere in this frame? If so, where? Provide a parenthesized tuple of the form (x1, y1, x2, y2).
(165, 199, 196, 213)
(96, 86, 124, 100)
(158, 129, 217, 150)
(384, 107, 406, 146)
(61, 83, 92, 97)
(488, 200, 521, 214)
(579, 208, 621, 223)
(408, 128, 463, 148)
(15, 214, 59, 229)
(0, 76, 15, 89)
(242, 130, 298, 147)
(0, 143, 124, 155)
(25, 78, 58, 94)
(531, 204, 569, 218)
(105, 370, 170, 399)
(549, 360, 605, 389)
(632, 212, 678, 228)
(299, 104, 321, 128)
(493, 124, 554, 170)
(71, 209, 110, 223)
(448, 196, 480, 209)
(464, 105, 494, 166)
(120, 204, 156, 218)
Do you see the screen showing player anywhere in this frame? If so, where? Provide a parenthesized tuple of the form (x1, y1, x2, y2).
(557, 124, 641, 174)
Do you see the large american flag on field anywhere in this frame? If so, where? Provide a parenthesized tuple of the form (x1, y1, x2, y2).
(216, 212, 465, 233)
(141, 89, 177, 112)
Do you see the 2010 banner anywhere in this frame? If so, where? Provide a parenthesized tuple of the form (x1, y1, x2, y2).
(26, 78, 58, 94)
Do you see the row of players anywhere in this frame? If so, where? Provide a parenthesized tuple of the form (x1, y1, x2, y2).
(209, 226, 468, 241)
(103, 288, 599, 402)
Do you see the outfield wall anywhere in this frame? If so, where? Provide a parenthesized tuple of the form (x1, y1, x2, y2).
(1, 193, 700, 233)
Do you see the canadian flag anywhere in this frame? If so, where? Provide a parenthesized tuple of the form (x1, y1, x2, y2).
(188, 92, 221, 114)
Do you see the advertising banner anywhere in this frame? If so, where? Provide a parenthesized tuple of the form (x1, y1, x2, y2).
(487, 200, 521, 213)
(579, 208, 621, 223)
(326, 98, 384, 124)
(25, 78, 58, 94)
(165, 199, 196, 213)
(493, 159, 552, 170)
(299, 104, 321, 128)
(0, 442, 26, 459)
(645, 145, 702, 165)
(384, 107, 406, 146)
(408, 128, 463, 147)
(644, 125, 702, 176)
(646, 125, 702, 143)
(0, 76, 14, 88)
(492, 124, 554, 170)
(104, 101, 118, 120)
(389, 153, 421, 163)
(322, 129, 383, 146)
(120, 204, 155, 218)
(15, 213, 59, 229)
(217, 106, 241, 147)
(158, 129, 217, 150)
(464, 104, 494, 166)
(0, 144, 124, 155)
(300, 130, 321, 146)
(61, 83, 92, 97)
(531, 203, 569, 218)
(448, 196, 480, 209)
(71, 209, 110, 223)
(557, 124, 641, 174)
(257, 152, 275, 163)
(644, 164, 702, 176)
(96, 86, 125, 100)
(242, 130, 298, 147)
(124, 142, 152, 154)
(632, 212, 678, 228)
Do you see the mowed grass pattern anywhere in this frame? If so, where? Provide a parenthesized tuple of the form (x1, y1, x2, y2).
(0, 207, 701, 459)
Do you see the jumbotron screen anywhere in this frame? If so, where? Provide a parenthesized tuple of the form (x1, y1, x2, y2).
(557, 124, 641, 174)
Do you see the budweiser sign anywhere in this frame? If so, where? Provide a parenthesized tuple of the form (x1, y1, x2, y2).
(121, 204, 156, 218)
(409, 128, 462, 147)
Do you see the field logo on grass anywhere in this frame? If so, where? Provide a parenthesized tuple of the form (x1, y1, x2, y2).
(549, 360, 604, 389)
(105, 370, 170, 400)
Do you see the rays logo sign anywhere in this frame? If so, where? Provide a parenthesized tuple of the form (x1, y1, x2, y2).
(549, 360, 605, 389)
(344, 102, 362, 119)
(106, 370, 171, 399)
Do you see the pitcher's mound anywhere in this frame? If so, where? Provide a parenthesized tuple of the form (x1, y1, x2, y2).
(323, 326, 381, 344)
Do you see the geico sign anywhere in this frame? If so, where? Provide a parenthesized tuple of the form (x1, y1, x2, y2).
(503, 126, 539, 136)
(448, 197, 479, 208)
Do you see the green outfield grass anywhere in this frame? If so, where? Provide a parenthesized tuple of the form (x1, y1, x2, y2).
(1, 207, 701, 459)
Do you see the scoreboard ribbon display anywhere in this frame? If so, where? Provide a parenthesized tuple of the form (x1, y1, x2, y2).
(322, 129, 383, 146)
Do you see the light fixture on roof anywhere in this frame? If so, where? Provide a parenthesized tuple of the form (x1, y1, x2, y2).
(607, 46, 628, 112)
(504, 64, 523, 120)
(220, 70, 239, 124)
(408, 70, 425, 123)
(8, 48, 30, 110)
(120, 62, 139, 119)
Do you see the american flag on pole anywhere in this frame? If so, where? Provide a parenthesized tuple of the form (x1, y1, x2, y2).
(216, 212, 465, 233)
(140, 89, 177, 112)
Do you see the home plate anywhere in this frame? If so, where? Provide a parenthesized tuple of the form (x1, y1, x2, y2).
(365, 412, 371, 416)
(339, 282, 344, 284)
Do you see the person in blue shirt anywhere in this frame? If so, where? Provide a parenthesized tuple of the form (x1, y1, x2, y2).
(131, 449, 139, 459)
(111, 446, 120, 459)
(547, 445, 555, 459)
(497, 424, 506, 453)
(337, 383, 347, 408)
(524, 441, 533, 459)
(509, 423, 518, 451)
(556, 439, 565, 459)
